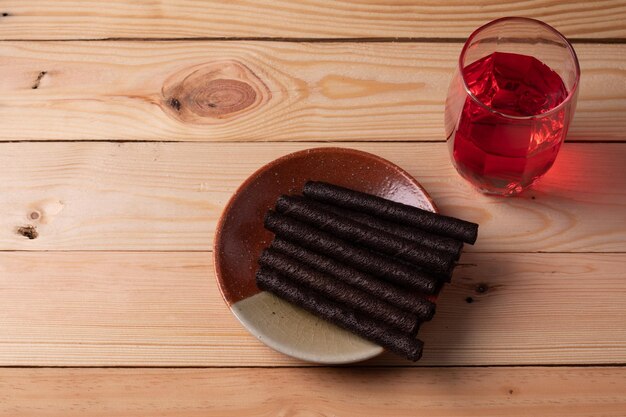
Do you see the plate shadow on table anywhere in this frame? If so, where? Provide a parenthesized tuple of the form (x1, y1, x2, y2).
(315, 255, 511, 370)
(309, 255, 515, 402)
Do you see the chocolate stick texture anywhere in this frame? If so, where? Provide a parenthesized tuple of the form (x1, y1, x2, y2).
(256, 268, 424, 361)
(264, 210, 439, 294)
(259, 248, 421, 334)
(270, 238, 435, 320)
(306, 198, 464, 259)
(276, 195, 455, 276)
(303, 181, 478, 244)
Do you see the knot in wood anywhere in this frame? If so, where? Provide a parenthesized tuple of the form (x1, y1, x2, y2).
(162, 60, 270, 124)
(189, 78, 255, 117)
(17, 225, 38, 240)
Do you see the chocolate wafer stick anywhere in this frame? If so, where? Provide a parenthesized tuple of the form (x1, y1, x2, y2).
(256, 268, 424, 361)
(270, 238, 435, 320)
(276, 195, 455, 276)
(264, 211, 439, 294)
(260, 248, 421, 334)
(306, 198, 464, 259)
(303, 181, 479, 244)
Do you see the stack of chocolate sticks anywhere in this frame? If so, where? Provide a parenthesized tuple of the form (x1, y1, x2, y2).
(256, 181, 478, 361)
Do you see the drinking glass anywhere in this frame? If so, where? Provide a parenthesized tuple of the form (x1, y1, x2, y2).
(445, 17, 580, 196)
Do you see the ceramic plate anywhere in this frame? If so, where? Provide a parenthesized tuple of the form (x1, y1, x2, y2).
(213, 147, 437, 364)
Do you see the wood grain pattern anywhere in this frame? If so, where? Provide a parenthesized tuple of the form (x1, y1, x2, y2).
(1, 142, 624, 252)
(0, 1, 623, 412)
(0, 1, 625, 40)
(1, 367, 625, 417)
(0, 42, 624, 141)
(0, 251, 623, 366)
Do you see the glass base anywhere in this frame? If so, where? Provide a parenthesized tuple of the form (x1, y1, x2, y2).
(453, 164, 541, 197)
(474, 184, 525, 197)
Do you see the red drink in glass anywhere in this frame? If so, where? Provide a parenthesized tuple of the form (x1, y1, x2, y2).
(445, 18, 580, 195)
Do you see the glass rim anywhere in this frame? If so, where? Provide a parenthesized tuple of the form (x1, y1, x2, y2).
(458, 16, 581, 120)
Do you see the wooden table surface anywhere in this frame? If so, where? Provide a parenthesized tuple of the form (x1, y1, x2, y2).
(1, 1, 625, 415)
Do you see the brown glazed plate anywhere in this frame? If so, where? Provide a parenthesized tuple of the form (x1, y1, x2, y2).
(213, 147, 437, 364)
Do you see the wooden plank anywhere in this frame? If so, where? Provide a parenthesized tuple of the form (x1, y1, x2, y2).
(1, 367, 625, 417)
(0, 251, 623, 366)
(0, 1, 625, 40)
(1, 142, 624, 252)
(0, 42, 623, 142)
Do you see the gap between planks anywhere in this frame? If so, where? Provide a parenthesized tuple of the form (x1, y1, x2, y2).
(1, 364, 626, 369)
(1, 250, 626, 254)
(2, 37, 626, 43)
(1, 140, 626, 144)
